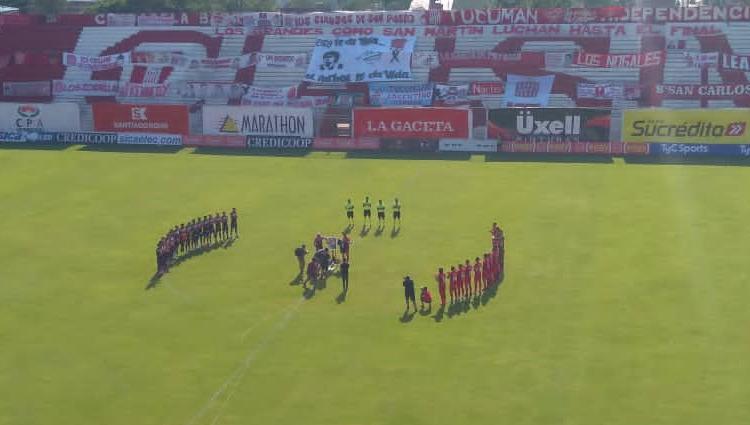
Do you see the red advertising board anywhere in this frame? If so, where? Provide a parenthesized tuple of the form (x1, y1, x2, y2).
(92, 103, 189, 135)
(353, 108, 470, 139)
(312, 137, 381, 151)
(184, 135, 246, 148)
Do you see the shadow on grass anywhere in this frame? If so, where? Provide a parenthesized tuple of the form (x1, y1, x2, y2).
(399, 310, 416, 323)
(290, 273, 304, 286)
(342, 224, 353, 235)
(390, 226, 400, 238)
(346, 151, 471, 161)
(145, 237, 237, 290)
(485, 153, 613, 164)
(145, 273, 162, 290)
(193, 147, 308, 158)
(359, 225, 370, 238)
(0, 143, 69, 151)
(336, 289, 347, 304)
(433, 304, 445, 322)
(80, 145, 182, 154)
(624, 155, 750, 167)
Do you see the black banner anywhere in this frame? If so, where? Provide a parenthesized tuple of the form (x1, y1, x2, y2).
(246, 136, 313, 149)
(488, 108, 611, 143)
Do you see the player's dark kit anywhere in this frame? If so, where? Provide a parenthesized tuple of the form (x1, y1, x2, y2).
(153, 209, 239, 275)
(230, 208, 238, 237)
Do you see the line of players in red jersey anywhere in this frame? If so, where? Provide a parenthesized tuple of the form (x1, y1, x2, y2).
(434, 223, 505, 306)
(156, 208, 239, 274)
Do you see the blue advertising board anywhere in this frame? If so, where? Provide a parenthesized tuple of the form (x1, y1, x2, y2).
(651, 143, 750, 157)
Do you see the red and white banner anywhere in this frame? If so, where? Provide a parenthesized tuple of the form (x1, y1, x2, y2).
(214, 23, 659, 39)
(433, 7, 750, 25)
(652, 83, 750, 100)
(576, 82, 640, 100)
(93, 103, 189, 135)
(172, 81, 245, 101)
(137, 14, 177, 26)
(106, 13, 137, 26)
(118, 83, 169, 97)
(439, 138, 498, 152)
(209, 12, 283, 27)
(573, 50, 664, 68)
(63, 52, 130, 71)
(282, 11, 421, 27)
(353, 108, 470, 139)
(411, 51, 439, 68)
(720, 53, 750, 71)
(438, 51, 544, 68)
(52, 80, 119, 96)
(184, 135, 247, 148)
(312, 137, 381, 151)
(503, 74, 554, 107)
(500, 141, 649, 155)
(256, 53, 308, 69)
(189, 53, 255, 70)
(240, 85, 296, 104)
(544, 51, 573, 67)
(2, 81, 51, 97)
(470, 81, 505, 96)
(683, 51, 719, 68)
(132, 51, 190, 67)
(235, 84, 332, 106)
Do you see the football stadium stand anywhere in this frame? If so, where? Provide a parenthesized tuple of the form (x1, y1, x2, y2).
(1, 8, 750, 154)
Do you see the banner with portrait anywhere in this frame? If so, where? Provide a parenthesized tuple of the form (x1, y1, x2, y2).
(305, 36, 415, 83)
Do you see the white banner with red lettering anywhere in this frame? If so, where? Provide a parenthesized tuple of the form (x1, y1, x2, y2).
(572, 50, 664, 68)
(256, 53, 308, 69)
(106, 13, 136, 26)
(282, 11, 422, 27)
(411, 51, 439, 68)
(683, 51, 719, 68)
(189, 54, 255, 70)
(171, 81, 245, 101)
(52, 80, 120, 96)
(63, 52, 130, 71)
(137, 14, 177, 26)
(577, 82, 641, 100)
(2, 81, 51, 97)
(132, 51, 190, 67)
(239, 85, 332, 107)
(119, 83, 170, 97)
(503, 74, 554, 107)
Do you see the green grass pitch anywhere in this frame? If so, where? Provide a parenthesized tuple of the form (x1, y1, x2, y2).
(1, 146, 749, 425)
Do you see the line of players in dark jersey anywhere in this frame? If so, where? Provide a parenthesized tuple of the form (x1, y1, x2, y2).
(156, 208, 239, 274)
(433, 223, 505, 307)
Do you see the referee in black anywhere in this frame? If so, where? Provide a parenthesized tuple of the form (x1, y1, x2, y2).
(403, 276, 417, 312)
(340, 260, 350, 292)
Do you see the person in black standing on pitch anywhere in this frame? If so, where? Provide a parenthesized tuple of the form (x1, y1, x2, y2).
(403, 276, 417, 312)
(230, 208, 238, 238)
(295, 244, 308, 275)
(340, 259, 350, 292)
